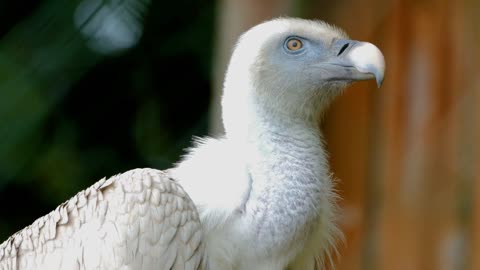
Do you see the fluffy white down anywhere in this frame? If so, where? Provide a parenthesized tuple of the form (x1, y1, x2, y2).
(171, 133, 340, 270)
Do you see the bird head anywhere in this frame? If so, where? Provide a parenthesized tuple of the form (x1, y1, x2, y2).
(222, 18, 385, 137)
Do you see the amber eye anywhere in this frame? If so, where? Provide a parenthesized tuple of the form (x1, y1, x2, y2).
(286, 38, 303, 51)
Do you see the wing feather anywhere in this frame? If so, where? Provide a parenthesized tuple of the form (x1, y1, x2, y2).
(0, 168, 205, 270)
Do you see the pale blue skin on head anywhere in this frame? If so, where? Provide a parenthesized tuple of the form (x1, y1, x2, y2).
(265, 32, 383, 95)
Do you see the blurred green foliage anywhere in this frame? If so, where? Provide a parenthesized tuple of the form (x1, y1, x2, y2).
(0, 0, 215, 240)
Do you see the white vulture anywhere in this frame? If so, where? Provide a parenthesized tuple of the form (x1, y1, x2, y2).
(0, 18, 384, 270)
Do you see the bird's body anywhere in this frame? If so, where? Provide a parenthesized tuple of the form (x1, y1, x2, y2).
(0, 18, 384, 270)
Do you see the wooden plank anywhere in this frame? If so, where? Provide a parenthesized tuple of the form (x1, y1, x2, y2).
(464, 2, 480, 269)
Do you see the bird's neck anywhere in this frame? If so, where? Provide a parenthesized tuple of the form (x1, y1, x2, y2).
(226, 103, 336, 252)
(244, 110, 332, 211)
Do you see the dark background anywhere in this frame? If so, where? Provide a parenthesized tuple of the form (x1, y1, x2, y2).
(0, 0, 215, 241)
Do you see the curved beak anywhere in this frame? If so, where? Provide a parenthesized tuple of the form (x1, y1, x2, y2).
(316, 40, 386, 88)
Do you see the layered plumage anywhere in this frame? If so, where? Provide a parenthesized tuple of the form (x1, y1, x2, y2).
(0, 18, 384, 270)
(0, 169, 204, 270)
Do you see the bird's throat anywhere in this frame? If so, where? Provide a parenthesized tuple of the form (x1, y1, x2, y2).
(240, 114, 334, 253)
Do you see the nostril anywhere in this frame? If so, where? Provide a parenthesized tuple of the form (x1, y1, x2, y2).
(337, 43, 349, 56)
